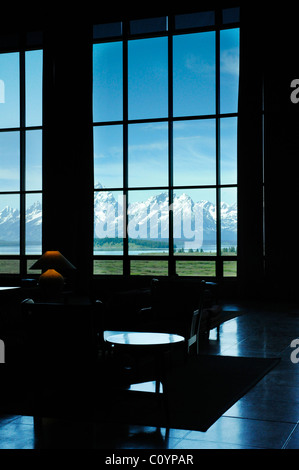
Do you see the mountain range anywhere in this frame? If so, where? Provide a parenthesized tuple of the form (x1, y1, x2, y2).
(0, 186, 237, 247)
(0, 201, 42, 245)
(94, 186, 237, 247)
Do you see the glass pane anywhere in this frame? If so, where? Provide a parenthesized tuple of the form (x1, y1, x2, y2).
(0, 131, 20, 191)
(173, 189, 216, 255)
(176, 260, 216, 277)
(175, 11, 215, 29)
(221, 187, 237, 255)
(26, 130, 42, 190)
(130, 17, 167, 35)
(173, 32, 215, 117)
(128, 122, 168, 187)
(173, 119, 216, 186)
(94, 125, 123, 189)
(128, 37, 168, 120)
(0, 259, 19, 274)
(26, 193, 42, 255)
(130, 260, 168, 276)
(25, 50, 43, 127)
(0, 194, 20, 254)
(220, 28, 240, 114)
(220, 117, 237, 184)
(27, 258, 40, 274)
(93, 260, 123, 275)
(93, 42, 123, 122)
(0, 52, 20, 128)
(93, 23, 122, 39)
(94, 190, 124, 255)
(223, 260, 237, 277)
(128, 190, 169, 255)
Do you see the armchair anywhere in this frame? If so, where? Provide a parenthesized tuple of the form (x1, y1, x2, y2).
(137, 278, 206, 355)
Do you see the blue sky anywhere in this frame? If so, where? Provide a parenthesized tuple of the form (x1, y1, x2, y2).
(93, 28, 239, 204)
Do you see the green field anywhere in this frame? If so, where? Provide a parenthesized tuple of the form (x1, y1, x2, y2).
(0, 249, 237, 277)
(93, 253, 237, 277)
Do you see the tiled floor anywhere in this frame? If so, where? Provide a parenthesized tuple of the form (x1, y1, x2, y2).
(1, 300, 299, 449)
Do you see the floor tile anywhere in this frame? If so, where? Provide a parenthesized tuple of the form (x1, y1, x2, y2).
(284, 425, 299, 449)
(184, 416, 296, 449)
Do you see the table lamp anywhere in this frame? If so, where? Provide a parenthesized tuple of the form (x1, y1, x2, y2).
(30, 251, 76, 295)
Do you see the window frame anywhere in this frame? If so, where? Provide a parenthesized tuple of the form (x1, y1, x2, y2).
(0, 33, 43, 278)
(93, 9, 240, 279)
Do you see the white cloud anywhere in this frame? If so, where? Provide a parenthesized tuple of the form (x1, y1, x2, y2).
(221, 48, 239, 76)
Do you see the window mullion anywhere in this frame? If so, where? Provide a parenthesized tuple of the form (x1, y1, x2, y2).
(168, 26, 175, 276)
(215, 25, 223, 279)
(19, 50, 26, 275)
(123, 32, 129, 276)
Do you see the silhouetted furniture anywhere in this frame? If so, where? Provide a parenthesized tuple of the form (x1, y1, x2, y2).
(135, 278, 206, 355)
(0, 287, 23, 364)
(103, 287, 151, 331)
(105, 331, 185, 419)
(21, 299, 98, 414)
(199, 282, 222, 340)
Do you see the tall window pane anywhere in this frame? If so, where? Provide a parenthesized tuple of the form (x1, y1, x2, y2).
(221, 187, 237, 255)
(26, 129, 42, 190)
(173, 119, 216, 186)
(93, 42, 123, 122)
(94, 125, 123, 189)
(128, 122, 168, 187)
(94, 190, 124, 255)
(0, 131, 20, 191)
(25, 50, 43, 127)
(0, 194, 20, 254)
(220, 28, 240, 114)
(128, 37, 168, 120)
(220, 117, 237, 184)
(26, 193, 42, 254)
(173, 189, 217, 255)
(0, 52, 20, 129)
(173, 32, 215, 117)
(128, 190, 169, 255)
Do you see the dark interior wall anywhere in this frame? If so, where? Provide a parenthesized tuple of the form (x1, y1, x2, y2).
(260, 8, 299, 300)
(42, 20, 94, 294)
(1, 2, 299, 300)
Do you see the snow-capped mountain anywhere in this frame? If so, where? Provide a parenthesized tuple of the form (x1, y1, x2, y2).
(0, 186, 237, 247)
(94, 185, 237, 246)
(0, 201, 42, 244)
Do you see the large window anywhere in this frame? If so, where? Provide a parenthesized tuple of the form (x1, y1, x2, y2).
(0, 34, 43, 276)
(93, 8, 239, 277)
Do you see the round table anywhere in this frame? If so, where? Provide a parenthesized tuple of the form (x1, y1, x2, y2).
(105, 331, 185, 348)
(104, 331, 185, 401)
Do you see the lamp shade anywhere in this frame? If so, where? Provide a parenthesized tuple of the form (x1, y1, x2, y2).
(30, 251, 76, 273)
(38, 269, 65, 290)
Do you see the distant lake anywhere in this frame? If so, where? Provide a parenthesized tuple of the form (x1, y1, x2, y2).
(93, 244, 236, 255)
(0, 244, 42, 255)
(1, 244, 236, 256)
